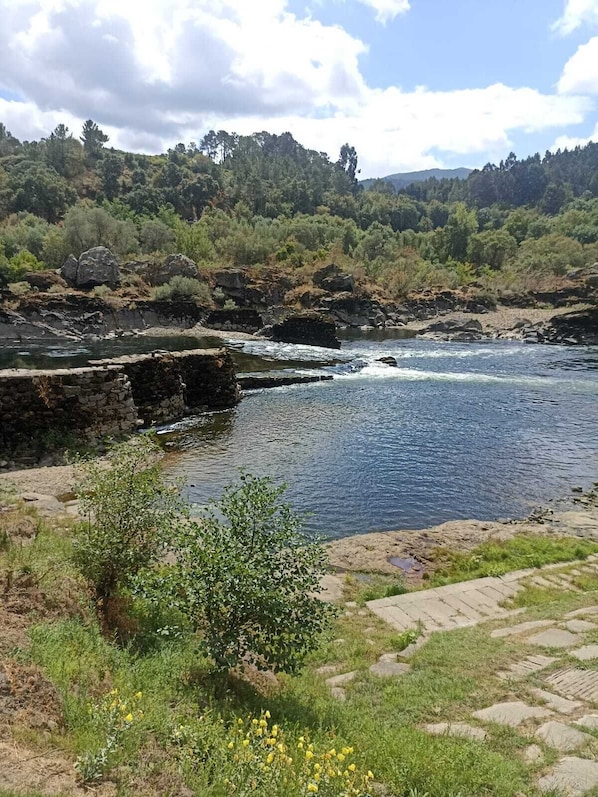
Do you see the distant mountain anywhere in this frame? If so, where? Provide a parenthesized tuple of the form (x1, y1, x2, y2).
(361, 167, 472, 192)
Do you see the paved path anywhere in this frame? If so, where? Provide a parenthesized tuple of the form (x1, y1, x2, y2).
(367, 555, 598, 633)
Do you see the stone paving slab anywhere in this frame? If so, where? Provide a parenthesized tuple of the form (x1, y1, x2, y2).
(546, 667, 598, 703)
(367, 575, 523, 632)
(527, 629, 582, 648)
(490, 620, 553, 639)
(425, 722, 487, 741)
(571, 644, 598, 661)
(538, 756, 598, 795)
(566, 605, 598, 618)
(531, 688, 583, 715)
(498, 655, 556, 681)
(472, 701, 552, 728)
(565, 619, 598, 632)
(535, 720, 593, 752)
(575, 714, 598, 730)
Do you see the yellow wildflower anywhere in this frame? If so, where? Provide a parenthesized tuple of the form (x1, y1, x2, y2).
(135, 691, 142, 700)
(305, 750, 314, 761)
(367, 770, 374, 779)
(264, 710, 271, 719)
(242, 739, 250, 747)
(125, 713, 133, 722)
(307, 785, 318, 794)
(267, 752, 274, 764)
(227, 742, 234, 749)
(348, 763, 356, 772)
(259, 719, 267, 728)
(337, 753, 346, 762)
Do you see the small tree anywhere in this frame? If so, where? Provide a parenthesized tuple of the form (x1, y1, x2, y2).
(72, 434, 183, 631)
(172, 474, 335, 675)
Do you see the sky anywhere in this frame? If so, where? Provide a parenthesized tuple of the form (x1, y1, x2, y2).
(1, 0, 598, 178)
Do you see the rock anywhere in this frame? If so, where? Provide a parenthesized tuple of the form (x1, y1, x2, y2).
(76, 247, 120, 290)
(205, 308, 263, 333)
(419, 317, 484, 340)
(325, 671, 357, 687)
(523, 744, 543, 763)
(491, 620, 553, 638)
(24, 271, 67, 292)
(269, 313, 341, 349)
(377, 356, 398, 367)
(369, 661, 411, 678)
(214, 268, 248, 296)
(313, 264, 355, 294)
(142, 253, 199, 286)
(238, 373, 333, 390)
(330, 687, 347, 702)
(60, 254, 79, 286)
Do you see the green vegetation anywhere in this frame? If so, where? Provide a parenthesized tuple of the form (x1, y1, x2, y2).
(1, 120, 597, 294)
(152, 275, 212, 302)
(428, 533, 598, 586)
(71, 435, 183, 631)
(169, 474, 336, 675)
(4, 467, 598, 795)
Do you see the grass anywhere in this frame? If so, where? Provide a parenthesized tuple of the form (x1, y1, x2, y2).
(4, 498, 598, 796)
(427, 533, 598, 587)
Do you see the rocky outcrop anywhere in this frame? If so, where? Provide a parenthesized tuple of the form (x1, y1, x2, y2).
(205, 308, 263, 333)
(268, 313, 341, 349)
(61, 247, 120, 290)
(214, 267, 295, 308)
(139, 253, 199, 286)
(238, 373, 333, 390)
(313, 264, 355, 293)
(319, 295, 388, 328)
(0, 295, 205, 340)
(541, 307, 598, 345)
(419, 317, 484, 341)
(23, 271, 67, 292)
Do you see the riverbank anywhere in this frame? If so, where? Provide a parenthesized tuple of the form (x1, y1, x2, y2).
(3, 462, 597, 581)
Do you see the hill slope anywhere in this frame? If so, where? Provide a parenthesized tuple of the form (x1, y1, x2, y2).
(361, 167, 472, 191)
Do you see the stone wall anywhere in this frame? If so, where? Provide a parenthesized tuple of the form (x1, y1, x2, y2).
(93, 348, 241, 425)
(0, 348, 241, 458)
(0, 366, 138, 457)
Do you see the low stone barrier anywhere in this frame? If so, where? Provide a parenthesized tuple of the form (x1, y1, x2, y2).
(0, 348, 241, 457)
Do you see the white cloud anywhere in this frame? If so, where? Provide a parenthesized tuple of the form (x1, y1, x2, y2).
(552, 122, 598, 150)
(353, 0, 410, 24)
(0, 0, 594, 177)
(558, 36, 598, 94)
(553, 0, 598, 34)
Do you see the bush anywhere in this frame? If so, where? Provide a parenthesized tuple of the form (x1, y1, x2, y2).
(152, 275, 211, 302)
(171, 474, 335, 675)
(72, 435, 184, 631)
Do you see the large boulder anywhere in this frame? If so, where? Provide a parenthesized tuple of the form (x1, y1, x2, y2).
(313, 263, 355, 293)
(141, 253, 198, 286)
(76, 247, 120, 290)
(60, 254, 79, 287)
(269, 312, 341, 349)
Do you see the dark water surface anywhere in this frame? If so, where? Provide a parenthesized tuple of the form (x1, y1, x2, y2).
(162, 336, 598, 539)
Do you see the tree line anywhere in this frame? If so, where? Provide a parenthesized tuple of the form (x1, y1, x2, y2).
(1, 120, 597, 296)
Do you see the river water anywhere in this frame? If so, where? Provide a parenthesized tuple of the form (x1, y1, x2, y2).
(3, 332, 597, 539)
(161, 335, 598, 539)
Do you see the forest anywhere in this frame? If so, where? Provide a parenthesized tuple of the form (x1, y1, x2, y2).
(1, 120, 598, 297)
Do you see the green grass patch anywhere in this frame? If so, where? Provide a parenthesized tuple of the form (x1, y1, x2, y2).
(428, 533, 598, 587)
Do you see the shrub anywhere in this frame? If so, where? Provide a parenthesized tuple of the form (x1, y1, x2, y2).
(171, 474, 335, 675)
(152, 275, 211, 302)
(71, 434, 184, 631)
(91, 284, 113, 298)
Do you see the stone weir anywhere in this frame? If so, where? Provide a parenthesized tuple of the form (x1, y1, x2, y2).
(0, 348, 240, 458)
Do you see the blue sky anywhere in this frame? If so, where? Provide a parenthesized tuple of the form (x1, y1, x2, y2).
(1, 0, 597, 177)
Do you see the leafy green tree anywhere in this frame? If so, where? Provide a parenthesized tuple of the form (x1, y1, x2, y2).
(0, 123, 20, 157)
(44, 124, 84, 178)
(63, 203, 139, 255)
(3, 161, 77, 222)
(100, 153, 124, 200)
(444, 203, 478, 261)
(72, 435, 184, 631)
(467, 228, 517, 270)
(81, 119, 109, 161)
(171, 474, 335, 674)
(140, 219, 175, 253)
